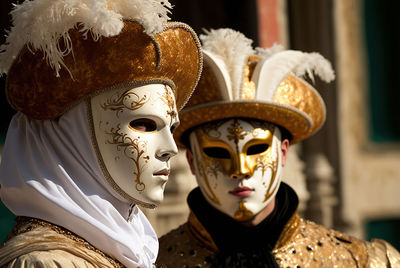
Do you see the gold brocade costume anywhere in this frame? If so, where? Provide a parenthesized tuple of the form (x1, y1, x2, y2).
(0, 217, 123, 268)
(157, 29, 400, 268)
(157, 212, 400, 267)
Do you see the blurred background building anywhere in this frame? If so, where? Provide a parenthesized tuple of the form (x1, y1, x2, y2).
(1, 0, 399, 251)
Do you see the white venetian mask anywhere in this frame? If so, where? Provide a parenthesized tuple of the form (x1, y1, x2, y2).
(90, 84, 179, 207)
(189, 119, 282, 221)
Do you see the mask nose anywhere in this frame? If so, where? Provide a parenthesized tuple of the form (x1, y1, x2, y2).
(156, 130, 178, 161)
(229, 153, 252, 180)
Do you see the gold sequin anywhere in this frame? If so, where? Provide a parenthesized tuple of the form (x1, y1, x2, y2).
(273, 74, 326, 137)
(241, 58, 258, 100)
(156, 212, 380, 267)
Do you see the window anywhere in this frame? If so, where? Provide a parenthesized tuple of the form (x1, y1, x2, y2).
(364, 0, 400, 142)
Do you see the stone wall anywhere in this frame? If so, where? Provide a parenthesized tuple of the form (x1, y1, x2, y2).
(335, 0, 400, 237)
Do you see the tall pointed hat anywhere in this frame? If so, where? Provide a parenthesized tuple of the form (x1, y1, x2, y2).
(0, 0, 202, 120)
(175, 28, 334, 146)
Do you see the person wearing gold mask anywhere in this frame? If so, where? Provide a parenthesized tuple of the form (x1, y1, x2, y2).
(157, 29, 400, 267)
(0, 0, 202, 267)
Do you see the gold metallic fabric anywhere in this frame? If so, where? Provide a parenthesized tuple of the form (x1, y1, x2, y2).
(273, 74, 326, 138)
(0, 217, 121, 268)
(6, 21, 202, 120)
(157, 211, 400, 267)
(241, 57, 259, 100)
(366, 238, 400, 267)
(272, 214, 368, 267)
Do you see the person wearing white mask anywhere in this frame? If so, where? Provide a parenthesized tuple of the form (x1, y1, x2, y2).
(0, 0, 202, 267)
(157, 28, 400, 267)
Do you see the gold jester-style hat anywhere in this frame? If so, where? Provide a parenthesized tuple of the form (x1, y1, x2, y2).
(0, 0, 202, 120)
(175, 28, 335, 146)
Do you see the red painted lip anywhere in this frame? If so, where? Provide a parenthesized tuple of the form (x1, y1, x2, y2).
(229, 186, 253, 197)
(153, 169, 170, 176)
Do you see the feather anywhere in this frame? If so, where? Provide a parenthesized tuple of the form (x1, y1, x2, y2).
(254, 50, 335, 100)
(200, 28, 255, 100)
(255, 43, 284, 60)
(292, 52, 335, 83)
(0, 0, 172, 76)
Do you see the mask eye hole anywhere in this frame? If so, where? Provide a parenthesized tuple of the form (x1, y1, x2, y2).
(203, 147, 231, 159)
(247, 144, 269, 155)
(129, 118, 157, 132)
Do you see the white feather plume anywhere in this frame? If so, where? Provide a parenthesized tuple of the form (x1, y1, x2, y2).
(0, 0, 171, 76)
(254, 50, 335, 101)
(200, 28, 255, 100)
(292, 52, 335, 83)
(255, 43, 284, 60)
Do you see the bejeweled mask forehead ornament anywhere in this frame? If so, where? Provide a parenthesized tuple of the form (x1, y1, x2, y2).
(90, 84, 179, 208)
(190, 119, 283, 221)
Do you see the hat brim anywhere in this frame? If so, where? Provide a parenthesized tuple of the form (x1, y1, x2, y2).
(175, 100, 314, 147)
(6, 21, 202, 120)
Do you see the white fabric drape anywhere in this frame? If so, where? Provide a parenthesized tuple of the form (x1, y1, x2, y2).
(0, 102, 158, 268)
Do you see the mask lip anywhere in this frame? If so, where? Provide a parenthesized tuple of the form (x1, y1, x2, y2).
(85, 97, 157, 209)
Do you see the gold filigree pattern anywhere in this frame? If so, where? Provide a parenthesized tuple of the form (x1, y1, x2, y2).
(233, 201, 254, 221)
(106, 124, 149, 192)
(101, 89, 148, 117)
(159, 85, 177, 124)
(227, 119, 248, 154)
(197, 160, 221, 206)
(193, 135, 221, 205)
(256, 141, 279, 202)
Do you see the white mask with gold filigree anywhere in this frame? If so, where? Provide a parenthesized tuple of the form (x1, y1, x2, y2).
(189, 119, 282, 221)
(90, 84, 179, 207)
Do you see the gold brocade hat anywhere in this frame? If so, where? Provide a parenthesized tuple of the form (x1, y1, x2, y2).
(175, 28, 335, 146)
(0, 0, 202, 120)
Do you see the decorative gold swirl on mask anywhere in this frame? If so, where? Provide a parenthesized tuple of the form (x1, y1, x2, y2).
(227, 119, 249, 154)
(105, 124, 149, 192)
(234, 201, 254, 221)
(194, 131, 221, 205)
(159, 85, 177, 124)
(256, 139, 279, 202)
(101, 90, 149, 117)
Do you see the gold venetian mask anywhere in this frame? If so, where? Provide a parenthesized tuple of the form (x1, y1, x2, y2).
(189, 119, 283, 221)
